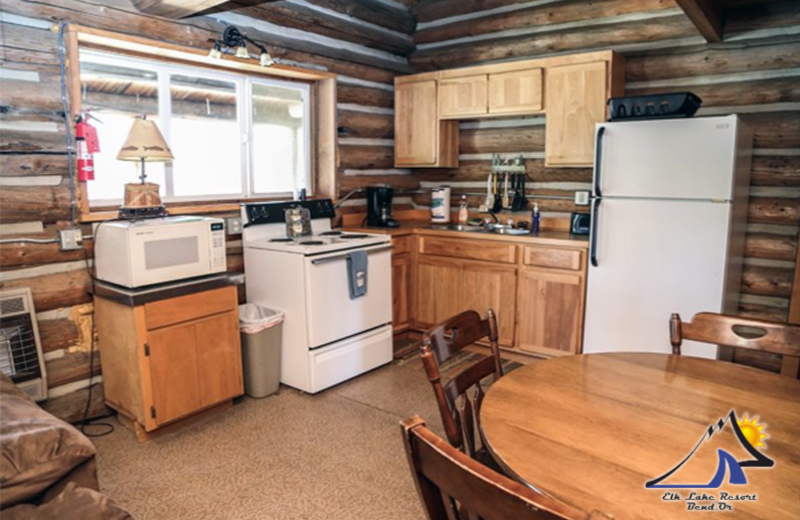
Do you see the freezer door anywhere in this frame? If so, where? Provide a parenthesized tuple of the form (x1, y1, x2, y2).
(595, 116, 738, 200)
(584, 198, 732, 358)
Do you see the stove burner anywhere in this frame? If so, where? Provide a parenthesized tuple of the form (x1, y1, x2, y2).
(270, 238, 294, 243)
(339, 234, 369, 239)
(299, 240, 324, 246)
(319, 231, 342, 236)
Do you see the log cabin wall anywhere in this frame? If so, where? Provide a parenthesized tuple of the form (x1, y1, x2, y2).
(408, 0, 800, 372)
(0, 0, 418, 421)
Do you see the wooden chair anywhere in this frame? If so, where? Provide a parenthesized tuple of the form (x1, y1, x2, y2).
(670, 312, 800, 362)
(401, 416, 611, 520)
(420, 309, 503, 460)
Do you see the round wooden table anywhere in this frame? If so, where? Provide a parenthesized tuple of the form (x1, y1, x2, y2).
(480, 353, 800, 520)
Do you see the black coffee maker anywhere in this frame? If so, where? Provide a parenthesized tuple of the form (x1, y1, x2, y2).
(365, 185, 400, 228)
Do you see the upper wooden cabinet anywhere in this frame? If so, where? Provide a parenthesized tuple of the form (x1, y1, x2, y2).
(394, 79, 458, 168)
(393, 51, 623, 168)
(439, 75, 488, 119)
(544, 61, 608, 167)
(488, 68, 543, 115)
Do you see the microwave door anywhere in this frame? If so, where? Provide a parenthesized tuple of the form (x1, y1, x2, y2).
(131, 224, 211, 286)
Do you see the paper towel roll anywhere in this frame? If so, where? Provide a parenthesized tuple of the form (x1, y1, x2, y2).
(431, 187, 451, 223)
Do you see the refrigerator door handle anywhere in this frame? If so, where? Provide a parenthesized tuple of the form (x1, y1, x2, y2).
(590, 197, 601, 267)
(594, 126, 606, 198)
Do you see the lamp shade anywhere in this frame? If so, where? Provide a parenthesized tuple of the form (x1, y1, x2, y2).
(117, 118, 174, 162)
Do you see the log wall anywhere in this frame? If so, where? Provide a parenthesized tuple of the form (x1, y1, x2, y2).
(409, 0, 800, 371)
(0, 0, 417, 422)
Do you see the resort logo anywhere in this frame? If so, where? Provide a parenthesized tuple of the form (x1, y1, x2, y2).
(646, 410, 772, 512)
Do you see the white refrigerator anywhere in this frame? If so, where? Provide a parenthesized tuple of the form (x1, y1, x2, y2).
(582, 115, 753, 358)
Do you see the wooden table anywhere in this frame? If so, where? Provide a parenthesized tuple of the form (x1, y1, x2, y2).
(480, 353, 800, 520)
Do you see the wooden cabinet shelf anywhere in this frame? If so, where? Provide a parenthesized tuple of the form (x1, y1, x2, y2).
(95, 284, 243, 440)
(394, 79, 458, 168)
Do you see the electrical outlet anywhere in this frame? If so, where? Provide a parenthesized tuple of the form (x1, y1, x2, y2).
(226, 217, 243, 235)
(574, 191, 591, 206)
(58, 229, 83, 251)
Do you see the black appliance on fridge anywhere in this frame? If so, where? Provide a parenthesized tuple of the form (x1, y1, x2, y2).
(365, 185, 400, 228)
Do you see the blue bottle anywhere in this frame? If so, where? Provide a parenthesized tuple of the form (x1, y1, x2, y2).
(531, 202, 541, 234)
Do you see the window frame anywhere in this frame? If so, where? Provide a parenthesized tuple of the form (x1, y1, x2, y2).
(80, 50, 312, 207)
(65, 24, 337, 223)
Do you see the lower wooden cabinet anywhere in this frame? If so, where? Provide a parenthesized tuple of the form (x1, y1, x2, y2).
(392, 252, 412, 332)
(408, 235, 587, 356)
(95, 285, 243, 438)
(516, 268, 585, 356)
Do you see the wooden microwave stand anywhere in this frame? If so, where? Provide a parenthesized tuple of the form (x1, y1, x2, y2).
(93, 277, 243, 442)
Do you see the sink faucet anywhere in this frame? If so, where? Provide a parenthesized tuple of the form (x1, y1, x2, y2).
(485, 210, 500, 224)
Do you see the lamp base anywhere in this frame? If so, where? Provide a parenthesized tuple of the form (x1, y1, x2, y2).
(124, 182, 162, 209)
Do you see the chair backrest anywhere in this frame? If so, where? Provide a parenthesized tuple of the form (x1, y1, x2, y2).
(670, 312, 800, 358)
(421, 309, 503, 456)
(400, 416, 611, 520)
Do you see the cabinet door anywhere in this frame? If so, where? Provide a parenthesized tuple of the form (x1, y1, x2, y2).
(545, 61, 607, 167)
(415, 256, 464, 329)
(439, 75, 488, 119)
(392, 253, 411, 332)
(462, 261, 517, 347)
(395, 80, 439, 166)
(147, 322, 202, 427)
(195, 311, 243, 408)
(488, 68, 543, 115)
(517, 268, 584, 355)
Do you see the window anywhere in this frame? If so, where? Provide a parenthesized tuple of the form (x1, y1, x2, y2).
(79, 50, 311, 206)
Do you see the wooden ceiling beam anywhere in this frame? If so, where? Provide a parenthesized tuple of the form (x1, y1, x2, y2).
(674, 0, 725, 42)
(131, 0, 275, 19)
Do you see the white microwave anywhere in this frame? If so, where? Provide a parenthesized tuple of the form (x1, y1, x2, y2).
(95, 216, 227, 288)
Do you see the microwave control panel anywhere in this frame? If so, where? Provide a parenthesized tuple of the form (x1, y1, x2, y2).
(210, 221, 227, 271)
(243, 199, 336, 226)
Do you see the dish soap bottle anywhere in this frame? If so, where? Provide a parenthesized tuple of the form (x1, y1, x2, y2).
(458, 195, 469, 224)
(530, 202, 541, 234)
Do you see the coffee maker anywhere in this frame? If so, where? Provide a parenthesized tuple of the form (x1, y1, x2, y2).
(365, 185, 400, 228)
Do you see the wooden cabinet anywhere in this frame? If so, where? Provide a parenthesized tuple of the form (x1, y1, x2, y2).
(392, 241, 412, 333)
(394, 79, 458, 167)
(488, 68, 543, 115)
(517, 268, 585, 356)
(408, 234, 587, 355)
(393, 51, 622, 169)
(544, 61, 608, 167)
(415, 255, 465, 330)
(95, 285, 243, 440)
(462, 261, 517, 347)
(439, 75, 488, 119)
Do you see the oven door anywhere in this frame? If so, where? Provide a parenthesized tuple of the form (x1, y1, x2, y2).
(303, 244, 392, 348)
(130, 223, 212, 287)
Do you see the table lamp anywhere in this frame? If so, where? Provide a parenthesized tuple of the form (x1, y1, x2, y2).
(117, 115, 173, 211)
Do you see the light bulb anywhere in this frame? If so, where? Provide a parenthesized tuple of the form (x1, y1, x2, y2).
(259, 51, 274, 67)
(235, 45, 249, 59)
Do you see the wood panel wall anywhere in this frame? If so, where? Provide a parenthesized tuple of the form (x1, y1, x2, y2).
(409, 0, 800, 372)
(0, 0, 417, 421)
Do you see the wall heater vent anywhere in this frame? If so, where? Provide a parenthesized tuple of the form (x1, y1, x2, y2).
(0, 288, 47, 401)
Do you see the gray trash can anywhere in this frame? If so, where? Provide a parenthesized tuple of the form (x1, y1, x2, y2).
(239, 304, 284, 398)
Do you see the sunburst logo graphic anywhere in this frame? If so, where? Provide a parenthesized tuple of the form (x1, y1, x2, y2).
(737, 414, 769, 449)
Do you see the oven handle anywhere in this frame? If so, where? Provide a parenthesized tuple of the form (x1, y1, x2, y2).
(310, 244, 394, 265)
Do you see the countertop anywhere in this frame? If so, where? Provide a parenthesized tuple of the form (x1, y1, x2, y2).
(343, 220, 589, 248)
(91, 273, 236, 306)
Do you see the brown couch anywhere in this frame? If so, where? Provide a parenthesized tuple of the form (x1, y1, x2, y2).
(0, 374, 131, 519)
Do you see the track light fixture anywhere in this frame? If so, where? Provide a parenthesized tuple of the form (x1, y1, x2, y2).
(207, 26, 275, 68)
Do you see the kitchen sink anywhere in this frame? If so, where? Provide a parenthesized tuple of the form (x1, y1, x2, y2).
(490, 227, 529, 235)
(429, 224, 486, 232)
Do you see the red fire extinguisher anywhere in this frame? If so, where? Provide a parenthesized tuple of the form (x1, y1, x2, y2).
(75, 114, 100, 181)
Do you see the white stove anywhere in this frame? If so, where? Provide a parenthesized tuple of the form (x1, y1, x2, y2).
(241, 200, 393, 394)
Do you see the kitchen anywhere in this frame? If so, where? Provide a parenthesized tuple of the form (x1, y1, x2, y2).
(0, 1, 798, 519)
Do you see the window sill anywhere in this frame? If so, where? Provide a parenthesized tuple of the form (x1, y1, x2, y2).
(81, 198, 289, 222)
